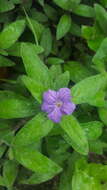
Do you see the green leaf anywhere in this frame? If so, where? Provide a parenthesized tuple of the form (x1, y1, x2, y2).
(44, 4, 58, 21)
(49, 65, 62, 82)
(21, 75, 45, 103)
(37, 0, 44, 6)
(0, 49, 8, 56)
(47, 57, 64, 65)
(58, 152, 82, 190)
(0, 120, 12, 129)
(92, 38, 107, 72)
(21, 43, 50, 87)
(0, 176, 5, 186)
(98, 107, 107, 125)
(70, 21, 81, 37)
(21, 140, 68, 185)
(13, 146, 62, 178)
(7, 42, 44, 57)
(30, 8, 48, 23)
(58, 171, 72, 190)
(13, 113, 53, 147)
(82, 24, 104, 42)
(23, 0, 32, 10)
(87, 163, 107, 181)
(81, 121, 103, 140)
(60, 115, 89, 155)
(0, 121, 14, 145)
(72, 73, 107, 104)
(53, 71, 70, 90)
(100, 0, 107, 8)
(82, 25, 104, 52)
(3, 160, 18, 188)
(53, 0, 73, 10)
(59, 45, 71, 60)
(72, 169, 102, 190)
(27, 18, 44, 42)
(95, 4, 107, 35)
(21, 172, 57, 185)
(82, 25, 94, 40)
(2, 131, 14, 146)
(40, 27, 52, 57)
(64, 61, 93, 83)
(103, 183, 107, 190)
(11, 0, 21, 4)
(0, 91, 35, 119)
(48, 124, 62, 136)
(87, 38, 104, 52)
(88, 90, 106, 107)
(0, 144, 7, 158)
(56, 14, 71, 40)
(46, 136, 70, 165)
(0, 0, 15, 13)
(72, 4, 95, 17)
(72, 160, 107, 190)
(0, 55, 15, 67)
(53, 0, 81, 11)
(89, 140, 107, 155)
(0, 20, 25, 49)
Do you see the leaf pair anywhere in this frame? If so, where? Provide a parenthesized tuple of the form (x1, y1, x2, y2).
(13, 113, 62, 184)
(54, 0, 94, 17)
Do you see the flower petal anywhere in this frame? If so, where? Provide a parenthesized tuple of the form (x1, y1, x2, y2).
(48, 107, 62, 123)
(61, 102, 76, 115)
(43, 90, 57, 104)
(41, 102, 55, 113)
(57, 88, 71, 102)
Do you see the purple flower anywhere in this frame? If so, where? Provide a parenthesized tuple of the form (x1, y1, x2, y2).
(41, 88, 76, 123)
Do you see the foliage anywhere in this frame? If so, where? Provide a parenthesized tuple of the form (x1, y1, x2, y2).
(0, 0, 107, 189)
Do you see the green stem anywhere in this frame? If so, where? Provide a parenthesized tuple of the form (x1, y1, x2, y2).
(23, 7, 39, 46)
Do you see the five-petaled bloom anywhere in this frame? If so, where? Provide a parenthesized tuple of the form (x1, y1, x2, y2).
(41, 88, 76, 123)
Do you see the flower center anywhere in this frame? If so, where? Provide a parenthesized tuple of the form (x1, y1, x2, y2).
(56, 100, 63, 107)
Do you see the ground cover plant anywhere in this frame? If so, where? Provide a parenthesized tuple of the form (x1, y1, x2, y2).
(1, 0, 107, 189)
